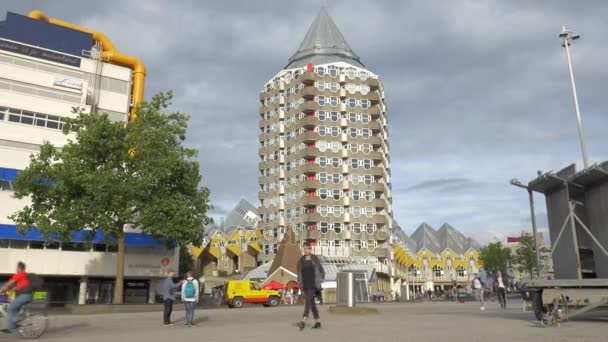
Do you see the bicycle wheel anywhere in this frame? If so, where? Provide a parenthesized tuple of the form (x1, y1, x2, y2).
(18, 312, 48, 339)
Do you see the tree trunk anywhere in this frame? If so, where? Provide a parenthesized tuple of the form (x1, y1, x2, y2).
(113, 226, 125, 304)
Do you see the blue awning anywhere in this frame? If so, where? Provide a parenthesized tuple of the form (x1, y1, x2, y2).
(0, 224, 44, 240)
(0, 168, 18, 182)
(0, 224, 162, 247)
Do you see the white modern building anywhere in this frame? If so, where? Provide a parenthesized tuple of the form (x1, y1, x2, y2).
(0, 11, 177, 305)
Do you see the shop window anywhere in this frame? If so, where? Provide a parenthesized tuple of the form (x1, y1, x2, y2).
(10, 240, 28, 249)
(29, 241, 45, 249)
(62, 242, 89, 252)
(92, 244, 107, 252)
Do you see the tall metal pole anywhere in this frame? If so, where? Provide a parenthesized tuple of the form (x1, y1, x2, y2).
(561, 26, 589, 169)
(527, 189, 542, 279)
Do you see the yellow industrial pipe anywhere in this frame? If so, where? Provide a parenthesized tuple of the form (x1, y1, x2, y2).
(27, 10, 145, 122)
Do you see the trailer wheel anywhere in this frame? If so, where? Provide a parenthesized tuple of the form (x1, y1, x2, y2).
(532, 290, 546, 321)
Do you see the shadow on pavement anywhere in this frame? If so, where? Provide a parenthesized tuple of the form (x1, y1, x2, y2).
(170, 315, 210, 325)
(41, 322, 92, 338)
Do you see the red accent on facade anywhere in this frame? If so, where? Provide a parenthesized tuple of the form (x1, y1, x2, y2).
(307, 63, 314, 72)
(507, 237, 521, 243)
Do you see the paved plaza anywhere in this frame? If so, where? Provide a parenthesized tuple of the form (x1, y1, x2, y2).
(2, 300, 607, 341)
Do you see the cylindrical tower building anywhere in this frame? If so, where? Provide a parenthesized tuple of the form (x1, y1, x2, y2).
(257, 9, 393, 278)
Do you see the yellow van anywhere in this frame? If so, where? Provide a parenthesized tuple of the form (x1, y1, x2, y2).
(224, 280, 281, 308)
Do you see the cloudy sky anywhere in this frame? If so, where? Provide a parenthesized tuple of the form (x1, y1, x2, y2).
(4, 0, 607, 243)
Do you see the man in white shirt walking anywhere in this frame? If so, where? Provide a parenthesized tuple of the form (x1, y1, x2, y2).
(181, 271, 200, 327)
(472, 273, 485, 311)
(496, 271, 507, 309)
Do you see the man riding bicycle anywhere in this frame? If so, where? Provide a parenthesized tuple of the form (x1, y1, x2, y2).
(0, 262, 32, 334)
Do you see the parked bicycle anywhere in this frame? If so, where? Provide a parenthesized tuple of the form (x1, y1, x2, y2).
(0, 296, 48, 339)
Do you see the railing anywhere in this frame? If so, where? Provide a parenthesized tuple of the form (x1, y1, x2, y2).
(311, 246, 351, 257)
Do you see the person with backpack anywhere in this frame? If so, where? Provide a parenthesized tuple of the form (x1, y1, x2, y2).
(471, 273, 485, 311)
(181, 271, 199, 327)
(0, 262, 31, 334)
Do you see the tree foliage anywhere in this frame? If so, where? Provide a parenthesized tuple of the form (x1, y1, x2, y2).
(179, 244, 195, 277)
(513, 234, 537, 277)
(10, 91, 212, 303)
(479, 242, 512, 274)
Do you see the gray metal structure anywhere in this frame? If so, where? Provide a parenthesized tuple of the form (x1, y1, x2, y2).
(336, 272, 355, 307)
(523, 161, 608, 324)
(336, 271, 370, 307)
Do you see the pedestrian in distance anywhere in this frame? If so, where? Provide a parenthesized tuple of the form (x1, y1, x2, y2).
(296, 244, 325, 331)
(472, 273, 485, 310)
(181, 271, 200, 327)
(162, 270, 182, 326)
(496, 271, 507, 309)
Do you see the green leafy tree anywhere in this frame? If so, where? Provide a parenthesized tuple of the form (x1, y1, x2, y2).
(479, 242, 512, 275)
(10, 92, 212, 304)
(513, 234, 537, 277)
(179, 244, 195, 276)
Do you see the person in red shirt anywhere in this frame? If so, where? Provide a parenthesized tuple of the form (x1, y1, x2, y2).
(0, 262, 32, 333)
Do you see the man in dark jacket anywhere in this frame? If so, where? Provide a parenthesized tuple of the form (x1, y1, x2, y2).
(296, 245, 325, 330)
(161, 270, 182, 326)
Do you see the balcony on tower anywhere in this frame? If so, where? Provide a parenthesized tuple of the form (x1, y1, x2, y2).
(302, 86, 316, 99)
(302, 71, 315, 84)
(368, 77, 380, 90)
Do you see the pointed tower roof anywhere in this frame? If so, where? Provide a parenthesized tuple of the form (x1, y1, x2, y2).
(285, 8, 364, 69)
(410, 223, 441, 254)
(465, 237, 482, 252)
(268, 227, 302, 276)
(437, 223, 467, 254)
(393, 220, 417, 252)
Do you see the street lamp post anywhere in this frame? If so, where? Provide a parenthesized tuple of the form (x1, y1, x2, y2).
(510, 179, 542, 279)
(559, 26, 589, 169)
